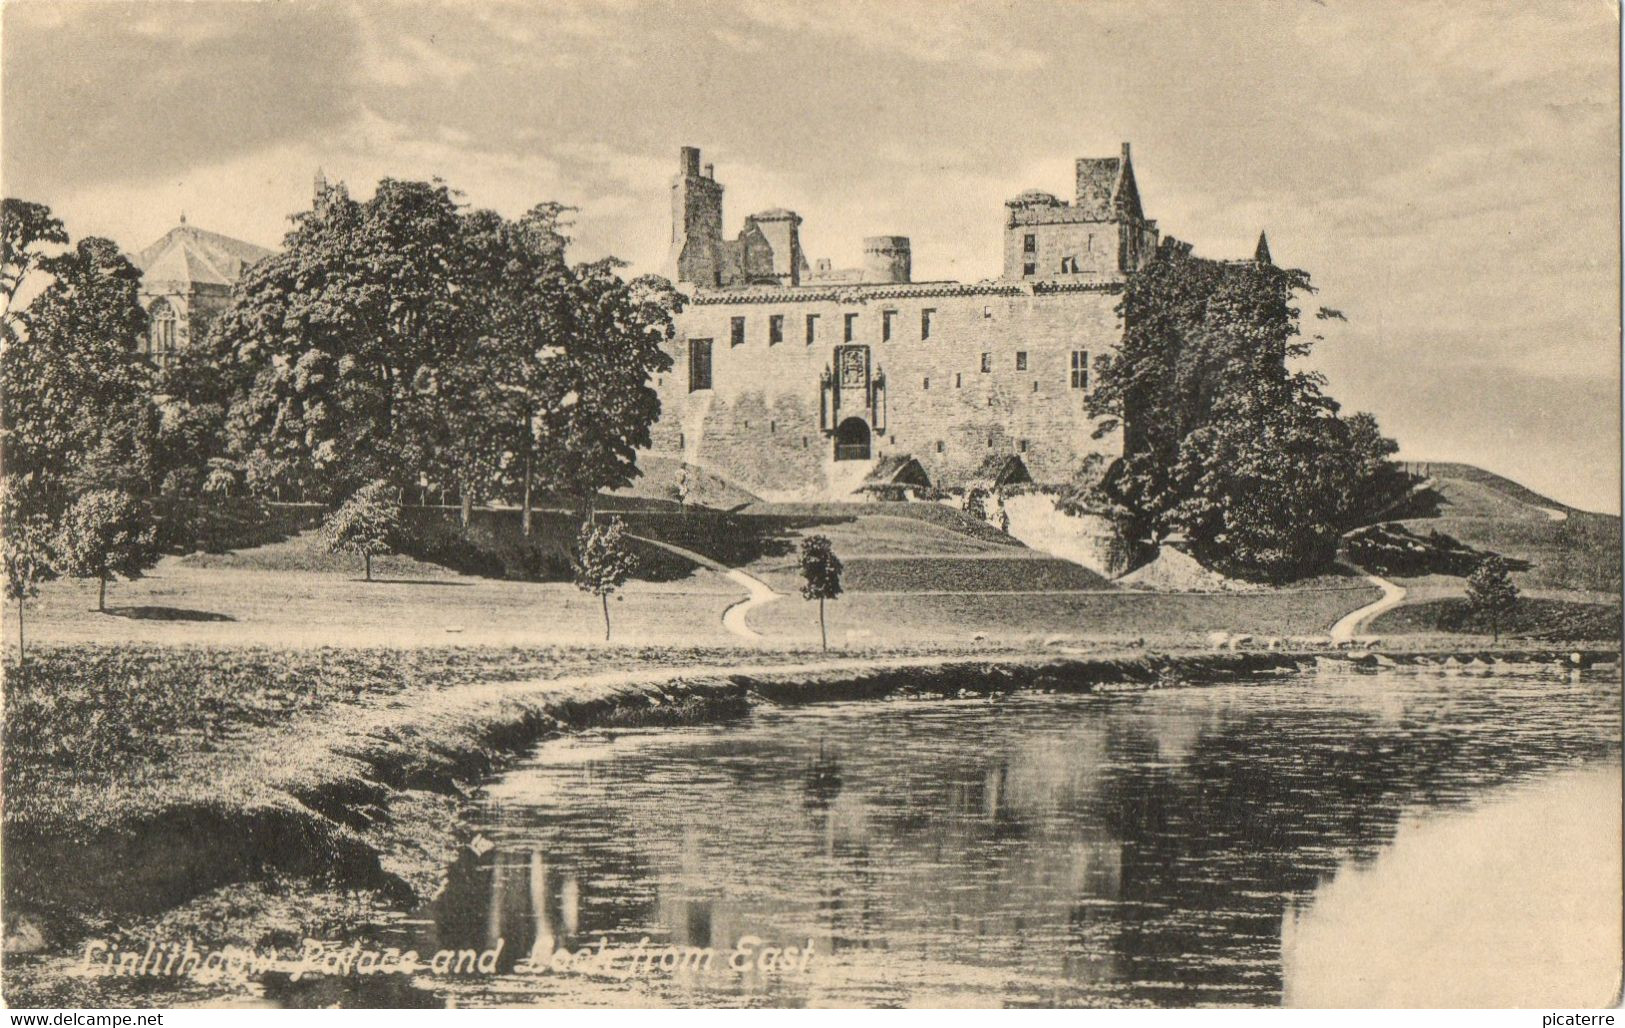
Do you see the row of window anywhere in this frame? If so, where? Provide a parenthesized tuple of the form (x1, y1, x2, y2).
(728, 306, 971, 348)
(674, 431, 1038, 454)
(687, 339, 1089, 393)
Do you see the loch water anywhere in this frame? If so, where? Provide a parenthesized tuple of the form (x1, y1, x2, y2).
(345, 664, 1623, 1008)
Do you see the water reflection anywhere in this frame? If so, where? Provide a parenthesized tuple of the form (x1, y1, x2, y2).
(406, 666, 1620, 1007)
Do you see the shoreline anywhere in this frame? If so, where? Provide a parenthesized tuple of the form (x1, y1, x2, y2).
(4, 641, 1620, 1006)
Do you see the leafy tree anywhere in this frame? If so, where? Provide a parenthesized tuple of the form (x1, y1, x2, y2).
(54, 489, 156, 612)
(0, 235, 157, 505)
(2, 485, 56, 663)
(218, 179, 469, 501)
(798, 534, 844, 652)
(1, 198, 68, 343)
(1466, 556, 1519, 642)
(321, 480, 401, 582)
(573, 516, 636, 641)
(1087, 240, 1409, 580)
(435, 203, 574, 533)
(537, 262, 678, 512)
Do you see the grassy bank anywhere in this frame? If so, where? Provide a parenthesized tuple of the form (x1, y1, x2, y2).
(1370, 597, 1622, 641)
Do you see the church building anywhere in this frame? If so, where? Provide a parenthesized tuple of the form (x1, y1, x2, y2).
(649, 145, 1164, 499)
(130, 215, 275, 366)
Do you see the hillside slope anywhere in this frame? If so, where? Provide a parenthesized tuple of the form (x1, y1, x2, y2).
(1391, 463, 1620, 595)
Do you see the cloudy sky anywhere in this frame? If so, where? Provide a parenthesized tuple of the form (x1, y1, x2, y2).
(3, 0, 1619, 511)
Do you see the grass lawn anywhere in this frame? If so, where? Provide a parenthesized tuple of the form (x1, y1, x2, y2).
(1370, 597, 1622, 643)
(15, 553, 744, 650)
(748, 581, 1382, 646)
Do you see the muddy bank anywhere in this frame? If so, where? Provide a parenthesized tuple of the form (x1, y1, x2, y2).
(5, 645, 1618, 1002)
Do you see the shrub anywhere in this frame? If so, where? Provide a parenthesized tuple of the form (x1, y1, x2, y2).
(1466, 556, 1519, 642)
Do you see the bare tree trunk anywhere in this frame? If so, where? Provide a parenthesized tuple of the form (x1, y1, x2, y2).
(365, 553, 372, 582)
(819, 597, 827, 652)
(522, 451, 534, 537)
(601, 593, 611, 642)
(98, 576, 107, 612)
(460, 485, 473, 528)
(17, 598, 24, 666)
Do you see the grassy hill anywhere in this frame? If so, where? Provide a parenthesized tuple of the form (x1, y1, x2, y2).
(1361, 462, 1620, 643)
(1390, 463, 1620, 595)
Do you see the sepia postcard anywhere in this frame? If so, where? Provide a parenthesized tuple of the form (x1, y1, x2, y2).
(0, 0, 1620, 1017)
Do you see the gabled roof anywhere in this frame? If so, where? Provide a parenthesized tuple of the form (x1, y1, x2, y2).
(133, 222, 276, 288)
(863, 454, 932, 489)
(969, 454, 1033, 490)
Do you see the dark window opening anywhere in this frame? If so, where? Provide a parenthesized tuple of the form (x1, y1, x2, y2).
(980, 352, 992, 373)
(921, 308, 935, 339)
(730, 317, 745, 347)
(955, 373, 962, 388)
(1015, 351, 1027, 371)
(1070, 350, 1089, 389)
(1022, 261, 1036, 276)
(688, 339, 713, 391)
(769, 315, 784, 345)
(923, 377, 930, 390)
(806, 314, 819, 344)
(935, 440, 944, 453)
(844, 313, 858, 342)
(882, 309, 895, 342)
(1023, 233, 1036, 253)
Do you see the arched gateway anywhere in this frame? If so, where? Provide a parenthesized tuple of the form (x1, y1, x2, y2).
(833, 417, 871, 461)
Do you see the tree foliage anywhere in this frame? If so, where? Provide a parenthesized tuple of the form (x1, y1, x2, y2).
(573, 516, 636, 641)
(799, 534, 843, 651)
(1466, 555, 1519, 641)
(2, 483, 57, 662)
(2, 198, 69, 343)
(536, 263, 677, 504)
(217, 179, 470, 500)
(53, 489, 157, 611)
(1088, 241, 1410, 582)
(321, 480, 401, 582)
(0, 233, 158, 506)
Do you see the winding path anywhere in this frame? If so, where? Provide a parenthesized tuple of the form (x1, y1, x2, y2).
(1329, 572, 1407, 642)
(629, 534, 782, 641)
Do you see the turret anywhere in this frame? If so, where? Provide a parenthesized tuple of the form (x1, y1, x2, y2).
(667, 146, 725, 287)
(862, 236, 911, 284)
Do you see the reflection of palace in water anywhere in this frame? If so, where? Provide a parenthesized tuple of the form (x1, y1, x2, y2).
(402, 674, 1590, 1006)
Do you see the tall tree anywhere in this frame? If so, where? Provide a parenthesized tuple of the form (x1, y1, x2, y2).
(0, 234, 157, 505)
(218, 179, 468, 500)
(1087, 240, 1408, 580)
(537, 262, 678, 512)
(427, 204, 573, 530)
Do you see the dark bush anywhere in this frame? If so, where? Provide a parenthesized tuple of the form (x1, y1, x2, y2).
(1345, 522, 1524, 578)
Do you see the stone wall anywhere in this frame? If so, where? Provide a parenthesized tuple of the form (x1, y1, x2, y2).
(651, 283, 1125, 494)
